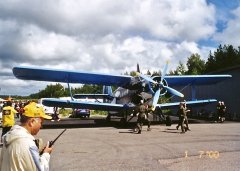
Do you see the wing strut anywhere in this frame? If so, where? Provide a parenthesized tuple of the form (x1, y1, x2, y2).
(191, 84, 196, 101)
(67, 82, 74, 101)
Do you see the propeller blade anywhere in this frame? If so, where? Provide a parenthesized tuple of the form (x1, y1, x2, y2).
(161, 61, 169, 82)
(137, 72, 158, 84)
(152, 88, 161, 110)
(163, 86, 184, 98)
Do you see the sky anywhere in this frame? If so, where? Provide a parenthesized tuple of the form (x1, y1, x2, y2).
(0, 0, 240, 96)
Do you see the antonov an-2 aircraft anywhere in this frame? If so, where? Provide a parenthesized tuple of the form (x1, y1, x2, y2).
(13, 64, 231, 122)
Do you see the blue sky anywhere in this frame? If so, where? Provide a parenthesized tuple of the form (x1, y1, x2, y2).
(0, 0, 239, 96)
(199, 0, 240, 46)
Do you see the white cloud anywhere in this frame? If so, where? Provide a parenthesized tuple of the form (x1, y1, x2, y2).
(130, 0, 216, 41)
(214, 7, 240, 46)
(0, 0, 234, 95)
(0, 0, 216, 39)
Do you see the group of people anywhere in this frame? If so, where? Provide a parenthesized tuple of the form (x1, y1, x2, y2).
(0, 101, 53, 171)
(0, 100, 30, 119)
(216, 101, 226, 123)
(133, 100, 151, 134)
(176, 101, 191, 134)
(0, 100, 39, 141)
(0, 97, 227, 169)
(133, 99, 192, 134)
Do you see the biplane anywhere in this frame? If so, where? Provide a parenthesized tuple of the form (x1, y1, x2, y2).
(13, 64, 231, 122)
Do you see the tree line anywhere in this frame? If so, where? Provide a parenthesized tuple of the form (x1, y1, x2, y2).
(170, 44, 240, 75)
(15, 44, 240, 99)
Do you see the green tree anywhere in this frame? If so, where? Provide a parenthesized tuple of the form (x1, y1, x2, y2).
(30, 84, 103, 99)
(130, 71, 137, 76)
(146, 70, 151, 75)
(30, 83, 66, 99)
(152, 70, 161, 76)
(169, 61, 186, 75)
(205, 44, 240, 73)
(73, 84, 102, 94)
(186, 53, 205, 75)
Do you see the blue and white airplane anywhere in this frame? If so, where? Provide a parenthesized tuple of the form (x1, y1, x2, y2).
(12, 64, 231, 122)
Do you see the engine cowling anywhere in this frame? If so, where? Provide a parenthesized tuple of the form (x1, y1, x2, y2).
(151, 76, 168, 96)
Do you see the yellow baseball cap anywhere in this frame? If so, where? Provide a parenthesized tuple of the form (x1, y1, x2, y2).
(23, 102, 52, 120)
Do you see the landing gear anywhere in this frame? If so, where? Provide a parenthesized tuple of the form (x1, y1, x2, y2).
(106, 114, 111, 122)
(120, 109, 129, 126)
(120, 118, 127, 125)
(106, 110, 130, 126)
(218, 117, 225, 123)
(153, 107, 165, 123)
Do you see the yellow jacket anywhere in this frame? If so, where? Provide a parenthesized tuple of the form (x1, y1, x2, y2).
(2, 106, 17, 127)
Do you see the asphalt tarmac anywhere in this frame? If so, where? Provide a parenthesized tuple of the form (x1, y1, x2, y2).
(1, 118, 240, 171)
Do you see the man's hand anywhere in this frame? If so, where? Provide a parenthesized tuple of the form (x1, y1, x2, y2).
(43, 141, 53, 154)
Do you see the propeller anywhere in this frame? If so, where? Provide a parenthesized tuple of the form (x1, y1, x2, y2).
(137, 62, 184, 110)
(137, 72, 158, 84)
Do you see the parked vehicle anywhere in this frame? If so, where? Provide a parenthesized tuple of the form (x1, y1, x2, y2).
(38, 98, 55, 115)
(70, 108, 90, 118)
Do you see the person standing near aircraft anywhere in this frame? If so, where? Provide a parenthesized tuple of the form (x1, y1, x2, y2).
(178, 102, 186, 133)
(177, 102, 190, 133)
(1, 100, 17, 142)
(0, 102, 53, 171)
(51, 106, 60, 122)
(176, 101, 190, 131)
(176, 107, 181, 130)
(219, 101, 226, 122)
(216, 101, 221, 122)
(183, 100, 190, 131)
(135, 100, 151, 134)
(145, 103, 151, 131)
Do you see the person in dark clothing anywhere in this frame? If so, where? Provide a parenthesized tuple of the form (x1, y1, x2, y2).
(219, 101, 226, 123)
(135, 100, 151, 134)
(183, 101, 190, 131)
(51, 107, 60, 122)
(176, 101, 190, 131)
(179, 102, 186, 133)
(216, 101, 221, 122)
(176, 102, 190, 133)
(176, 110, 181, 130)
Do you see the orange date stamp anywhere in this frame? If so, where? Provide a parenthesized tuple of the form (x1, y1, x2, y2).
(185, 150, 220, 159)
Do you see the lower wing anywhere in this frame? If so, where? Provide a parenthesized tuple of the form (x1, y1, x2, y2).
(157, 99, 217, 110)
(42, 98, 134, 111)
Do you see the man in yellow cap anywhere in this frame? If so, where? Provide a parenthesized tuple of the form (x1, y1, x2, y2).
(0, 102, 53, 171)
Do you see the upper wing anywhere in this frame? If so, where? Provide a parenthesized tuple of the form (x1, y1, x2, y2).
(13, 66, 132, 86)
(13, 66, 231, 87)
(157, 99, 217, 110)
(42, 98, 134, 111)
(165, 75, 232, 86)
